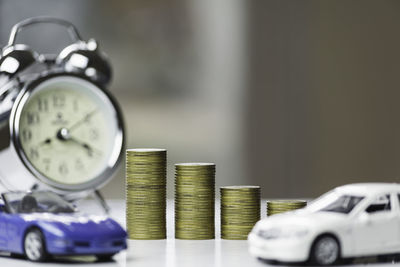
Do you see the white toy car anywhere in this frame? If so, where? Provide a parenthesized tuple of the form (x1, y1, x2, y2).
(248, 183, 400, 265)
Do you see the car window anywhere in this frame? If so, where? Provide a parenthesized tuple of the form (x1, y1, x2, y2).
(365, 194, 391, 213)
(318, 195, 364, 214)
(2, 191, 75, 214)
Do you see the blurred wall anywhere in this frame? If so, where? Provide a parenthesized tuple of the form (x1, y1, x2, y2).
(1, 0, 400, 199)
(247, 0, 400, 198)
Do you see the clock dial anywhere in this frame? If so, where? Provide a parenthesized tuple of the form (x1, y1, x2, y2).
(16, 76, 121, 186)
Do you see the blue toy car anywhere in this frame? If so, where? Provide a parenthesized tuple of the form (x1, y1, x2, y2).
(0, 191, 127, 262)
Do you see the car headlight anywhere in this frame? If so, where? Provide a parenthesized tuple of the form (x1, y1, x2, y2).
(53, 238, 72, 248)
(258, 227, 309, 240)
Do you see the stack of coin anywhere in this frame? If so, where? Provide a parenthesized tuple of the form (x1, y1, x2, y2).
(220, 186, 260, 240)
(175, 163, 215, 239)
(126, 148, 167, 239)
(266, 200, 307, 216)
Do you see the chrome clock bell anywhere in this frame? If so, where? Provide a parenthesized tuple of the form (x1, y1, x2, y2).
(0, 17, 125, 211)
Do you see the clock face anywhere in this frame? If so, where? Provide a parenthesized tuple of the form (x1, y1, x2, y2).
(14, 76, 122, 188)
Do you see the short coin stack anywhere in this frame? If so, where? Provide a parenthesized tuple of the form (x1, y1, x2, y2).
(266, 200, 307, 216)
(126, 148, 167, 239)
(175, 163, 215, 239)
(220, 186, 261, 240)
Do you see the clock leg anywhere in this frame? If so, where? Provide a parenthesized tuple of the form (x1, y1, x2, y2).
(94, 190, 110, 214)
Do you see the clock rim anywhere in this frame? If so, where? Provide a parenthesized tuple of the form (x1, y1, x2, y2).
(9, 72, 125, 193)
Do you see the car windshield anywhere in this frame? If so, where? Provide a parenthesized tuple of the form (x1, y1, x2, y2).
(2, 191, 75, 214)
(306, 191, 364, 214)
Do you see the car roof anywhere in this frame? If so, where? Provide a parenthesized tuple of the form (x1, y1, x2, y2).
(334, 183, 400, 197)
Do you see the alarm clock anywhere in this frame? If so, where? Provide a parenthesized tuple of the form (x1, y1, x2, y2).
(0, 17, 125, 208)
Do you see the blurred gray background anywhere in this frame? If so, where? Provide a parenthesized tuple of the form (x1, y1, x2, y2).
(1, 0, 399, 199)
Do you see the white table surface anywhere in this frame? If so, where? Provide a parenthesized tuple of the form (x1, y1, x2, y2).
(0, 199, 396, 267)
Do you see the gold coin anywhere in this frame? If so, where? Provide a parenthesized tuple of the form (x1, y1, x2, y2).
(266, 200, 307, 216)
(175, 163, 215, 239)
(126, 148, 167, 240)
(220, 186, 260, 240)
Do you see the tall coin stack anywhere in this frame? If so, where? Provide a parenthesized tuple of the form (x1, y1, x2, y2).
(126, 148, 167, 239)
(266, 200, 307, 216)
(175, 163, 215, 239)
(220, 186, 260, 240)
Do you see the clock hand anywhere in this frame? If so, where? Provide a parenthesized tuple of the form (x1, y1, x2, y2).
(36, 137, 53, 147)
(68, 136, 102, 157)
(69, 109, 98, 132)
(56, 128, 101, 157)
(35, 109, 98, 147)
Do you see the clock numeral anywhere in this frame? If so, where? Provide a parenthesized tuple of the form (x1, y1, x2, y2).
(29, 148, 39, 161)
(59, 162, 68, 176)
(53, 94, 66, 108)
(89, 128, 99, 140)
(73, 99, 79, 112)
(43, 158, 51, 172)
(38, 98, 49, 112)
(75, 158, 85, 171)
(27, 112, 40, 125)
(84, 115, 92, 124)
(21, 129, 32, 142)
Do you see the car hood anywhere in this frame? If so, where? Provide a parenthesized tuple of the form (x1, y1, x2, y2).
(255, 209, 349, 230)
(20, 213, 126, 238)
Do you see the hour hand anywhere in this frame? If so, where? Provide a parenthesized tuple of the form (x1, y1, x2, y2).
(37, 138, 52, 147)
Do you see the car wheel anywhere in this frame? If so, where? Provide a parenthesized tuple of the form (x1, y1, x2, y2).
(24, 229, 48, 262)
(310, 235, 340, 266)
(96, 253, 115, 262)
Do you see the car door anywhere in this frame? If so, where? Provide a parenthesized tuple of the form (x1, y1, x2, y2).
(0, 204, 7, 249)
(0, 203, 24, 252)
(352, 194, 398, 255)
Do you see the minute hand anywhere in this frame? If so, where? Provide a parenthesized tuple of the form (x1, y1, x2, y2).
(69, 109, 98, 132)
(69, 136, 102, 157)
